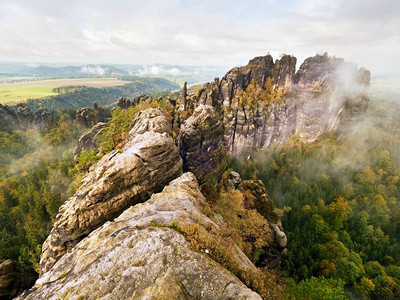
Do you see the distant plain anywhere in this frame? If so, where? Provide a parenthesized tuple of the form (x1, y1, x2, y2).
(0, 78, 127, 104)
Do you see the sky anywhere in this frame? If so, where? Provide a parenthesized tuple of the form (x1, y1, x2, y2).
(0, 0, 399, 78)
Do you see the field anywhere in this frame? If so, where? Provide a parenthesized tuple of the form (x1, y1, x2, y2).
(0, 78, 128, 104)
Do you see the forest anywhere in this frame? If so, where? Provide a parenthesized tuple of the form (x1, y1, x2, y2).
(1, 94, 400, 299)
(229, 99, 400, 298)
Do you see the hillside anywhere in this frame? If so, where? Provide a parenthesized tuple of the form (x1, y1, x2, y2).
(24, 77, 179, 111)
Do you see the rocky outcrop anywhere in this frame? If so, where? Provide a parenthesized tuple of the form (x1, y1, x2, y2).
(16, 103, 34, 127)
(0, 260, 36, 300)
(195, 54, 296, 109)
(182, 53, 369, 156)
(32, 109, 53, 132)
(117, 97, 132, 109)
(240, 180, 279, 224)
(239, 179, 287, 267)
(179, 105, 227, 184)
(117, 94, 153, 110)
(40, 108, 182, 274)
(0, 104, 18, 132)
(73, 122, 107, 159)
(0, 103, 53, 132)
(18, 173, 261, 300)
(75, 102, 107, 128)
(223, 171, 242, 190)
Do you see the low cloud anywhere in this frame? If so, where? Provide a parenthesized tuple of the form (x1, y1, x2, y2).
(81, 65, 106, 76)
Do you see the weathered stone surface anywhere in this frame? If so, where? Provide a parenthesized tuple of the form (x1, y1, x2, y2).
(269, 223, 288, 248)
(239, 179, 287, 268)
(0, 260, 36, 300)
(40, 108, 182, 274)
(179, 105, 227, 184)
(19, 173, 261, 300)
(117, 97, 132, 109)
(223, 171, 242, 190)
(73, 122, 107, 159)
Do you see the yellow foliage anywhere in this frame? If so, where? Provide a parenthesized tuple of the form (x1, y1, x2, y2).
(213, 190, 273, 258)
(329, 196, 350, 221)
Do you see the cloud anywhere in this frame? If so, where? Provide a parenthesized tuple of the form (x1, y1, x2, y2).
(81, 65, 106, 76)
(0, 0, 399, 77)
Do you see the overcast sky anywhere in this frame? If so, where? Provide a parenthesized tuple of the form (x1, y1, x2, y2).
(0, 0, 399, 77)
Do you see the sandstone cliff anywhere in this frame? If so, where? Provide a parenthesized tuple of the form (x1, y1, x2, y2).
(183, 53, 370, 156)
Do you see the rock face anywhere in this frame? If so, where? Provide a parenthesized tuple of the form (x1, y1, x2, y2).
(179, 105, 227, 184)
(184, 53, 369, 156)
(0, 260, 36, 300)
(40, 108, 183, 274)
(73, 122, 107, 159)
(18, 173, 261, 300)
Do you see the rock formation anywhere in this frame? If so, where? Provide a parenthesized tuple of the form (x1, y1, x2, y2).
(73, 122, 107, 159)
(75, 102, 107, 128)
(0, 260, 36, 300)
(0, 104, 19, 132)
(117, 94, 153, 110)
(0, 103, 53, 132)
(182, 53, 370, 156)
(117, 96, 132, 109)
(18, 173, 261, 300)
(179, 105, 227, 184)
(40, 108, 182, 274)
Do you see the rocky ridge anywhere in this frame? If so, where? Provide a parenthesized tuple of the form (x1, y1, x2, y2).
(18, 173, 262, 300)
(0, 103, 53, 132)
(183, 53, 370, 156)
(40, 108, 182, 274)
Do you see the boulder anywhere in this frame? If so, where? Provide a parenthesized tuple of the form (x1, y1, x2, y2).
(223, 171, 242, 190)
(32, 109, 53, 132)
(40, 108, 182, 274)
(16, 103, 33, 127)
